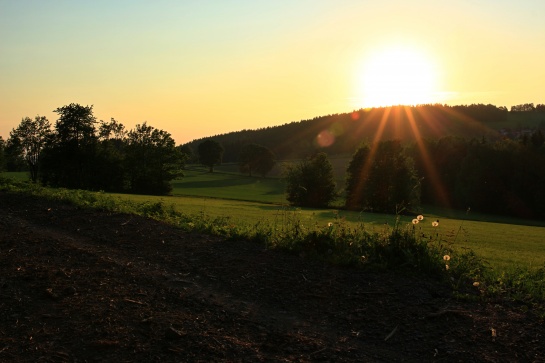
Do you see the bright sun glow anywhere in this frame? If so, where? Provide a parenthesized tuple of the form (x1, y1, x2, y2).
(358, 46, 439, 108)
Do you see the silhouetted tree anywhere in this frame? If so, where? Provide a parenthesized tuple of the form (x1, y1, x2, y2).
(92, 118, 127, 191)
(511, 103, 535, 112)
(239, 143, 276, 177)
(345, 140, 420, 213)
(407, 136, 468, 208)
(0, 136, 5, 172)
(98, 118, 127, 140)
(285, 152, 337, 208)
(3, 136, 26, 172)
(177, 144, 195, 163)
(198, 139, 223, 172)
(40, 103, 98, 188)
(8, 116, 51, 182)
(124, 123, 184, 194)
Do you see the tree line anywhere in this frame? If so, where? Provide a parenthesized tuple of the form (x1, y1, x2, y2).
(182, 103, 545, 162)
(410, 133, 545, 218)
(1, 104, 185, 195)
(285, 132, 545, 219)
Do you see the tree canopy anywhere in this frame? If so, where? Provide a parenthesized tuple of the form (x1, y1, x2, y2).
(125, 123, 183, 195)
(198, 139, 224, 172)
(285, 152, 337, 208)
(239, 143, 276, 177)
(9, 116, 51, 182)
(345, 140, 420, 213)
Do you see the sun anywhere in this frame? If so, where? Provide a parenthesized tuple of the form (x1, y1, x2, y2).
(357, 46, 439, 108)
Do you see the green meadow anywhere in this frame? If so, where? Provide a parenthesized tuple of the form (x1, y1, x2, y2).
(129, 169, 545, 271)
(3, 170, 545, 271)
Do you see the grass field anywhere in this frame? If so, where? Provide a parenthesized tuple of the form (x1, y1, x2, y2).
(109, 193, 545, 271)
(125, 169, 545, 271)
(172, 167, 287, 204)
(3, 170, 544, 270)
(0, 171, 31, 182)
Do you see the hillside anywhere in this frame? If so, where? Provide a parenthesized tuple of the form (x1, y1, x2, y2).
(183, 104, 545, 162)
(1, 191, 544, 362)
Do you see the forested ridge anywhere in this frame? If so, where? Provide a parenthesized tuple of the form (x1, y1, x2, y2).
(183, 103, 545, 162)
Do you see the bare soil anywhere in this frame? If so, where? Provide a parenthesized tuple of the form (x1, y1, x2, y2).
(0, 192, 543, 362)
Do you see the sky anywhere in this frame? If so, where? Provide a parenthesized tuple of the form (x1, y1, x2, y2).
(1, 0, 544, 144)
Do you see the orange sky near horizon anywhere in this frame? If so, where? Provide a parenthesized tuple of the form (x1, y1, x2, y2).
(1, 0, 544, 144)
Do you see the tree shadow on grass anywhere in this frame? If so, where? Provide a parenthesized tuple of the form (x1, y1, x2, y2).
(174, 177, 255, 189)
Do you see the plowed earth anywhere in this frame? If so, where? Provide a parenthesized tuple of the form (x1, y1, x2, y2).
(0, 192, 543, 362)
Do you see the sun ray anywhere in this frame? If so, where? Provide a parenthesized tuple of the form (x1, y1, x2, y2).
(347, 108, 393, 207)
(403, 106, 450, 207)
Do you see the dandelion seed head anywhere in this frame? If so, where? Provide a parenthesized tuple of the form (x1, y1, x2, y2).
(432, 221, 439, 227)
(327, 222, 333, 227)
(412, 219, 419, 224)
(473, 281, 480, 287)
(417, 215, 424, 221)
(443, 255, 450, 261)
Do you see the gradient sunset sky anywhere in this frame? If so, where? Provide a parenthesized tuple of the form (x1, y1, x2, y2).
(1, 0, 544, 144)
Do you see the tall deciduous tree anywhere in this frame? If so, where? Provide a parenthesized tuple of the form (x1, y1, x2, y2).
(345, 140, 420, 213)
(93, 118, 127, 191)
(125, 123, 184, 195)
(53, 103, 97, 146)
(198, 139, 224, 172)
(41, 103, 98, 188)
(239, 143, 276, 177)
(8, 116, 51, 182)
(177, 144, 195, 163)
(285, 152, 337, 208)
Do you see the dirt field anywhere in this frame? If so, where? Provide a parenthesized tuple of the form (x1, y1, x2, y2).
(0, 191, 543, 362)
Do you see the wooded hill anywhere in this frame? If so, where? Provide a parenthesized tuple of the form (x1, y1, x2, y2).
(183, 104, 545, 162)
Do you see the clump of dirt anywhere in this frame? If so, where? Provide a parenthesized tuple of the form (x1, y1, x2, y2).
(0, 192, 543, 362)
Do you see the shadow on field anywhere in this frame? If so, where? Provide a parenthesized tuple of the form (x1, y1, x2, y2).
(257, 205, 289, 211)
(174, 177, 255, 189)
